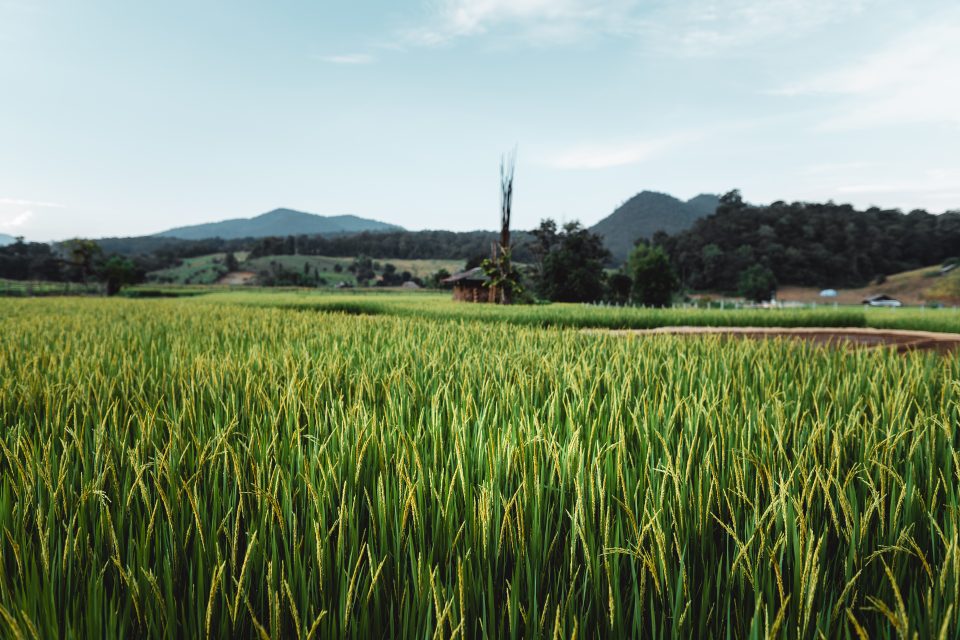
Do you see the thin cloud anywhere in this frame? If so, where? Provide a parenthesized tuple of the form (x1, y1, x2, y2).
(801, 161, 876, 175)
(315, 53, 376, 65)
(662, 0, 873, 56)
(0, 210, 34, 228)
(401, 0, 873, 51)
(833, 168, 960, 209)
(0, 197, 63, 208)
(403, 0, 639, 46)
(545, 136, 690, 170)
(774, 12, 960, 129)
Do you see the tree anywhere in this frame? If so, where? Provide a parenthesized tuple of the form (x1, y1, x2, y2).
(100, 255, 139, 296)
(349, 255, 375, 285)
(738, 264, 777, 302)
(536, 221, 610, 303)
(529, 219, 559, 281)
(62, 239, 104, 283)
(628, 243, 678, 307)
(225, 252, 240, 272)
(606, 272, 633, 304)
(378, 263, 403, 287)
(429, 268, 451, 288)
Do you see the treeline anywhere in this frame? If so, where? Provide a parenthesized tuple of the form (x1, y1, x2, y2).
(0, 238, 144, 294)
(0, 240, 65, 281)
(93, 230, 537, 274)
(521, 220, 678, 306)
(95, 236, 254, 266)
(659, 191, 960, 290)
(248, 230, 535, 263)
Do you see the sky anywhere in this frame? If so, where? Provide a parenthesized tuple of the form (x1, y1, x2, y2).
(1, 0, 958, 241)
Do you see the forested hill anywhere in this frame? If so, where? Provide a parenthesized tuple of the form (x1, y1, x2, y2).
(590, 191, 719, 263)
(248, 230, 535, 263)
(94, 229, 536, 265)
(154, 208, 402, 240)
(660, 191, 960, 290)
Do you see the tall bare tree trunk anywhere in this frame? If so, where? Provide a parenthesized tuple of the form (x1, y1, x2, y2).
(498, 151, 515, 304)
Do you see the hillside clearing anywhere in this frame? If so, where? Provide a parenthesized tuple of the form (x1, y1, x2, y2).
(778, 264, 960, 305)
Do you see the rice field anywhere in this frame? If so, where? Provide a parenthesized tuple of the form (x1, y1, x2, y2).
(201, 289, 960, 334)
(1, 297, 959, 638)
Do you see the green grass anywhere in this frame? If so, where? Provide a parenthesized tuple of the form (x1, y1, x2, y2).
(201, 289, 960, 333)
(121, 284, 225, 298)
(1, 297, 959, 637)
(204, 290, 872, 330)
(0, 278, 103, 297)
(147, 253, 234, 285)
(866, 307, 960, 334)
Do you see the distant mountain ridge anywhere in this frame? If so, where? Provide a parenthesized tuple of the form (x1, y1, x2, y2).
(0, 234, 15, 246)
(154, 208, 402, 240)
(590, 191, 719, 263)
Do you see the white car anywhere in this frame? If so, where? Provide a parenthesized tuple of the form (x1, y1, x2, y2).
(867, 299, 902, 307)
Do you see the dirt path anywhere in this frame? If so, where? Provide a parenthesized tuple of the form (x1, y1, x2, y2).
(597, 326, 960, 354)
(217, 271, 256, 285)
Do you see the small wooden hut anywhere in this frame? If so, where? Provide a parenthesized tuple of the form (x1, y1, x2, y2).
(442, 267, 498, 303)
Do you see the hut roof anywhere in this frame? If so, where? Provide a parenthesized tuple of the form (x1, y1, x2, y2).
(441, 267, 489, 284)
(863, 293, 898, 302)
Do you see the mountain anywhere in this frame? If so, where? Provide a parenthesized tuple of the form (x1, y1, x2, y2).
(590, 191, 719, 264)
(683, 193, 722, 218)
(154, 208, 402, 240)
(0, 234, 16, 247)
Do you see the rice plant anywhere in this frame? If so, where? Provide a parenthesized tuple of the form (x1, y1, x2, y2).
(0, 297, 958, 638)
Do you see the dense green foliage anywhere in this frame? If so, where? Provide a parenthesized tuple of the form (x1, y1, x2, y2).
(530, 221, 610, 303)
(1, 298, 959, 638)
(589, 191, 718, 264)
(0, 238, 145, 293)
(738, 264, 778, 303)
(0, 239, 65, 281)
(627, 244, 678, 307)
(95, 235, 254, 261)
(663, 191, 960, 291)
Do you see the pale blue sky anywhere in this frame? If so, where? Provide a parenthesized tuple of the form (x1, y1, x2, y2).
(1, 0, 958, 241)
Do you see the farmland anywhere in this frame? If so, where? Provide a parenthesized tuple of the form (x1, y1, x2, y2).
(1, 296, 959, 638)
(198, 289, 960, 334)
(147, 253, 250, 285)
(146, 253, 464, 287)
